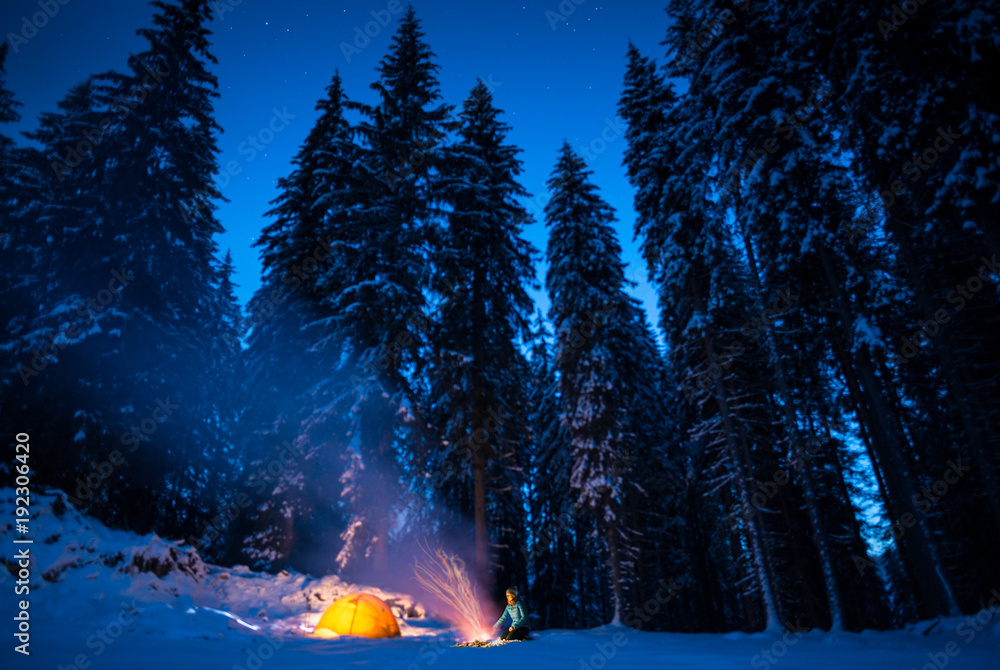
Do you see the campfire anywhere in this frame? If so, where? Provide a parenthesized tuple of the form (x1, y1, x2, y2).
(412, 544, 492, 642)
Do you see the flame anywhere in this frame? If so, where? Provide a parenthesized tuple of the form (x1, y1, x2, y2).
(412, 544, 492, 641)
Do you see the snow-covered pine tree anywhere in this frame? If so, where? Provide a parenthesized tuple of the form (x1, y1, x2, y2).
(620, 40, 787, 633)
(621, 43, 718, 633)
(426, 80, 537, 580)
(615, 52, 696, 630)
(523, 311, 575, 627)
(4, 75, 112, 491)
(11, 0, 234, 538)
(231, 72, 357, 572)
(103, 0, 233, 536)
(199, 248, 243, 543)
(213, 249, 242, 420)
(325, 7, 452, 573)
(543, 143, 667, 625)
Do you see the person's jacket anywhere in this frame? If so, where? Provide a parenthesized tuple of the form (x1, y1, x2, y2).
(494, 598, 527, 630)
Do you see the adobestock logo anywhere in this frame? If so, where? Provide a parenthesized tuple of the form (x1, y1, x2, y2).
(892, 255, 997, 366)
(5, 0, 72, 53)
(879, 127, 962, 210)
(339, 0, 406, 63)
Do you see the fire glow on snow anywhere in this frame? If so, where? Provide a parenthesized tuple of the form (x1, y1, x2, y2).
(412, 545, 492, 641)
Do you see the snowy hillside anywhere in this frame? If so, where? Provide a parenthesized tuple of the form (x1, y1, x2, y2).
(3, 488, 999, 669)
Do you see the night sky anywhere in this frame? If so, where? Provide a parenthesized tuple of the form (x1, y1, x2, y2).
(2, 0, 668, 327)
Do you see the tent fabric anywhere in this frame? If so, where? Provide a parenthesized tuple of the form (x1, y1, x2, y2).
(314, 593, 401, 638)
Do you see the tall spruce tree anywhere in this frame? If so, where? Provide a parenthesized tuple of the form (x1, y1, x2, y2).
(230, 72, 356, 572)
(6, 72, 126, 508)
(523, 311, 575, 627)
(620, 40, 788, 632)
(105, 0, 231, 535)
(9, 0, 232, 538)
(543, 143, 668, 624)
(426, 80, 538, 579)
(323, 7, 452, 572)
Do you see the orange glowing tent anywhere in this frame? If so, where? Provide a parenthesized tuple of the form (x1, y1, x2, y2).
(313, 593, 401, 638)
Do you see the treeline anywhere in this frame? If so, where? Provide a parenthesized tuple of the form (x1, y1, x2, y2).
(1, 0, 997, 634)
(616, 0, 999, 631)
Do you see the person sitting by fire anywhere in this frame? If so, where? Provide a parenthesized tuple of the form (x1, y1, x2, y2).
(491, 587, 529, 641)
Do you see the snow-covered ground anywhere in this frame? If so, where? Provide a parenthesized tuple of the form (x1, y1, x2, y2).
(2, 488, 999, 669)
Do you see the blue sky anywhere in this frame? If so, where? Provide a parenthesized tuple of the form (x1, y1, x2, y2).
(3, 0, 670, 329)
